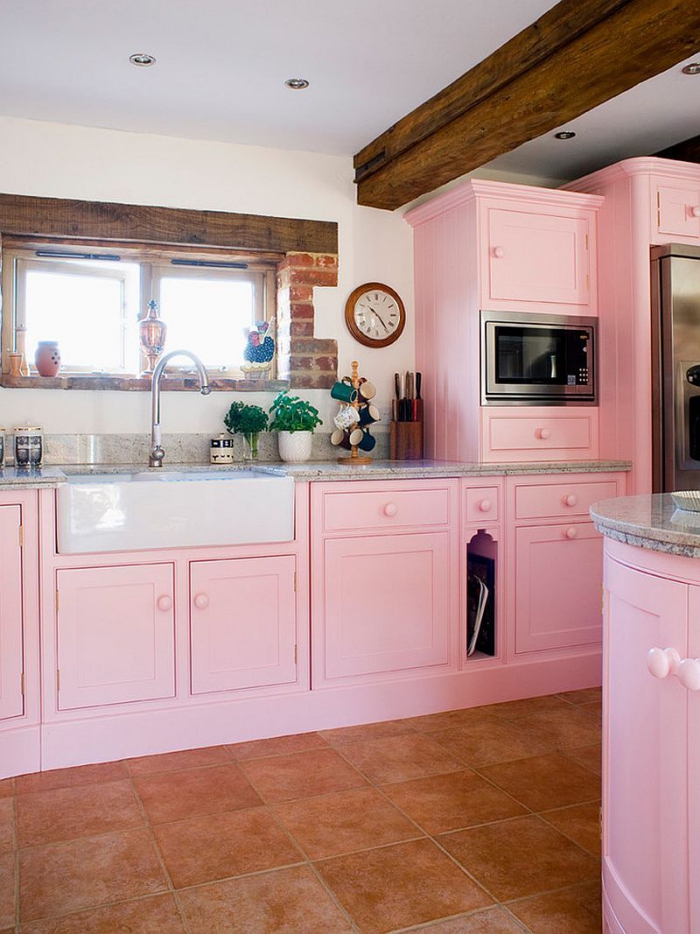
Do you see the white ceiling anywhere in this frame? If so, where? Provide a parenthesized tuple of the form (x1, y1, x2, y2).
(0, 0, 698, 184)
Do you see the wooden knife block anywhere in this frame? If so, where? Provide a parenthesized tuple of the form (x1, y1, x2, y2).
(390, 420, 424, 460)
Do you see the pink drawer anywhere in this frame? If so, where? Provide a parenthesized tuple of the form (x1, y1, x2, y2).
(322, 488, 450, 533)
(488, 415, 592, 452)
(464, 485, 499, 524)
(514, 479, 619, 520)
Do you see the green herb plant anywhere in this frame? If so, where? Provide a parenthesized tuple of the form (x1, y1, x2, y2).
(268, 391, 323, 433)
(224, 402, 269, 436)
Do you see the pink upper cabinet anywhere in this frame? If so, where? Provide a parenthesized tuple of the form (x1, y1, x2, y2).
(653, 178, 700, 244)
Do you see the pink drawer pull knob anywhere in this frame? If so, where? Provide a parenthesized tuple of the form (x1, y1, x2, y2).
(565, 527, 578, 540)
(478, 499, 492, 512)
(537, 428, 551, 440)
(383, 503, 398, 517)
(690, 205, 700, 218)
(646, 646, 680, 679)
(194, 593, 210, 610)
(678, 657, 700, 691)
(492, 246, 505, 258)
(565, 494, 578, 507)
(156, 595, 172, 612)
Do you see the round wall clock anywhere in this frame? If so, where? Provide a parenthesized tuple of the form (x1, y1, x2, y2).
(344, 282, 406, 348)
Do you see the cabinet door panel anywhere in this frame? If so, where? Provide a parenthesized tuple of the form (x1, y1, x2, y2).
(604, 558, 688, 934)
(687, 586, 700, 933)
(190, 556, 297, 695)
(655, 184, 700, 241)
(0, 505, 23, 720)
(514, 522, 603, 653)
(56, 564, 175, 710)
(323, 533, 450, 680)
(488, 208, 590, 306)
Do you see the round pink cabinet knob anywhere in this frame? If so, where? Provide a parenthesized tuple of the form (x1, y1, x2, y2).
(690, 205, 700, 218)
(678, 657, 700, 691)
(565, 527, 578, 540)
(383, 503, 398, 517)
(478, 499, 492, 512)
(565, 494, 578, 507)
(537, 428, 551, 440)
(194, 593, 210, 610)
(492, 246, 505, 258)
(646, 646, 680, 679)
(156, 595, 172, 612)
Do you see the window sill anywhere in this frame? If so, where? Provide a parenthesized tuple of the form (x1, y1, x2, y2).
(1, 374, 290, 392)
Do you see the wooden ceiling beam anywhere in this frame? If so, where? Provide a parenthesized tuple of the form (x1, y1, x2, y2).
(355, 0, 700, 210)
(656, 134, 700, 164)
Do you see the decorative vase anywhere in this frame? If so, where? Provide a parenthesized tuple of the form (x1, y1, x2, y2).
(243, 432, 260, 461)
(278, 430, 313, 463)
(139, 300, 167, 374)
(34, 341, 61, 377)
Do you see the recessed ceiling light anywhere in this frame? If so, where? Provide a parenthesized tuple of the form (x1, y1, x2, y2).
(554, 131, 576, 140)
(285, 78, 309, 90)
(129, 53, 156, 67)
(682, 62, 700, 75)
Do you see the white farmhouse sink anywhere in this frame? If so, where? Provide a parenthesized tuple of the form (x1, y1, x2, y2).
(56, 470, 295, 554)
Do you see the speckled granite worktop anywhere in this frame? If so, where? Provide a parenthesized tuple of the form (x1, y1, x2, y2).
(591, 493, 700, 557)
(0, 458, 631, 490)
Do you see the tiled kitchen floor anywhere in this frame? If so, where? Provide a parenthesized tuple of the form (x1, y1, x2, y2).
(0, 688, 602, 933)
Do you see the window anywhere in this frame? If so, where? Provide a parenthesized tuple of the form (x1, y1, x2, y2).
(2, 242, 274, 378)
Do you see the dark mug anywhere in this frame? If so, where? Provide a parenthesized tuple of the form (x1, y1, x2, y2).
(357, 430, 376, 452)
(359, 404, 380, 426)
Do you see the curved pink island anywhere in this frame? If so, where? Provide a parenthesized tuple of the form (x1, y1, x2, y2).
(591, 494, 700, 934)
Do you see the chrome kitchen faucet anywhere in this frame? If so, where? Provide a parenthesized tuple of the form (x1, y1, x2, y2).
(150, 350, 211, 467)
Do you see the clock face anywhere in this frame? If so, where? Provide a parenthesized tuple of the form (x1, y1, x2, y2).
(345, 283, 406, 347)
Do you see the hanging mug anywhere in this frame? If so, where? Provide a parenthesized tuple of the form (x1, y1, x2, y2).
(359, 404, 380, 426)
(330, 378, 358, 404)
(334, 406, 360, 431)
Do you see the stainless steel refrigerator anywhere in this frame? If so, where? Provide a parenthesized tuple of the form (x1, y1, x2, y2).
(652, 243, 700, 492)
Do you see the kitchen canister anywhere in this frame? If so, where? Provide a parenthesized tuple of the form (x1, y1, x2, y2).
(35, 341, 61, 377)
(14, 427, 43, 467)
(210, 433, 234, 464)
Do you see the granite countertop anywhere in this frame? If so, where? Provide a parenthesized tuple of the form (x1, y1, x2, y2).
(0, 458, 631, 489)
(591, 493, 700, 558)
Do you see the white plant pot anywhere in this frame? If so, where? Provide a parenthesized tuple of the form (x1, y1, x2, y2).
(277, 431, 313, 463)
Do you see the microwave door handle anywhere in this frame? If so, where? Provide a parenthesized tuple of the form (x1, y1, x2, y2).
(550, 354, 557, 379)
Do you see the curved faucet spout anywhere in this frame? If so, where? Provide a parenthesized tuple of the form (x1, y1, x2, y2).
(150, 350, 210, 467)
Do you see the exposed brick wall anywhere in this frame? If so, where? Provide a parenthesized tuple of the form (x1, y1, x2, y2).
(276, 252, 338, 389)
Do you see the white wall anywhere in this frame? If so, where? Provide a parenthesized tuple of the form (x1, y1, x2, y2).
(0, 116, 415, 435)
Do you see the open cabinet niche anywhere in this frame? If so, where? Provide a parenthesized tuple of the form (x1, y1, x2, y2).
(466, 530, 497, 660)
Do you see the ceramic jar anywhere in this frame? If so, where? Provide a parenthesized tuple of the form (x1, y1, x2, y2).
(14, 427, 42, 467)
(278, 430, 313, 463)
(35, 341, 61, 377)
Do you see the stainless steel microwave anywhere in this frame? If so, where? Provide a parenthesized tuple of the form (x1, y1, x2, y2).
(481, 310, 596, 405)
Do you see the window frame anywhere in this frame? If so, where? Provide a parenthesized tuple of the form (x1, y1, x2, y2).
(1, 238, 278, 380)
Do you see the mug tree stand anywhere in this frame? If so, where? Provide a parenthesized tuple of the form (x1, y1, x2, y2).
(337, 360, 373, 466)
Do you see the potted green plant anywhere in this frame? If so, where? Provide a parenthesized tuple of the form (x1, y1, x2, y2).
(224, 401, 268, 461)
(268, 391, 322, 462)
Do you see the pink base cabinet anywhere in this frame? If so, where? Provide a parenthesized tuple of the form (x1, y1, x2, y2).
(602, 539, 700, 934)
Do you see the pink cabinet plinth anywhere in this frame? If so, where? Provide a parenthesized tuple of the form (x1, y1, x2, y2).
(190, 555, 297, 694)
(0, 504, 24, 720)
(603, 539, 700, 934)
(56, 563, 176, 709)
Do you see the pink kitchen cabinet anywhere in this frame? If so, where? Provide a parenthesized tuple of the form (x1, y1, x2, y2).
(602, 543, 699, 934)
(0, 504, 25, 721)
(190, 555, 298, 695)
(55, 563, 176, 710)
(654, 180, 700, 242)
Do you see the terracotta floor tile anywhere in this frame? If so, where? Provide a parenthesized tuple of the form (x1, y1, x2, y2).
(0, 852, 15, 930)
(134, 763, 260, 824)
(431, 720, 550, 767)
(439, 815, 598, 902)
(19, 893, 187, 933)
(0, 799, 13, 853)
(540, 802, 602, 856)
(17, 780, 143, 848)
(239, 748, 365, 802)
(15, 762, 128, 796)
(582, 701, 603, 726)
(126, 745, 230, 776)
(480, 695, 572, 719)
(406, 707, 498, 733)
(317, 837, 492, 933)
(320, 718, 415, 745)
(381, 770, 527, 835)
(153, 806, 302, 888)
(178, 864, 355, 934)
(421, 907, 525, 932)
(515, 707, 601, 750)
(558, 687, 602, 706)
(478, 753, 601, 811)
(19, 828, 167, 923)
(340, 733, 463, 784)
(275, 786, 419, 859)
(226, 731, 328, 760)
(508, 879, 602, 933)
(563, 744, 602, 776)
(0, 779, 14, 799)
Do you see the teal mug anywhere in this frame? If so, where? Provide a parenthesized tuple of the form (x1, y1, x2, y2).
(350, 428, 376, 452)
(359, 403, 380, 426)
(330, 378, 358, 404)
